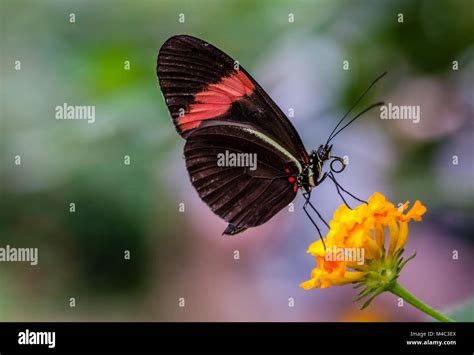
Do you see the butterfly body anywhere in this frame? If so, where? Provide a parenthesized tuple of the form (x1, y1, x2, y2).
(296, 145, 334, 193)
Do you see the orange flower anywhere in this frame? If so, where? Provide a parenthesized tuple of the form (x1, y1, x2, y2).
(300, 192, 426, 293)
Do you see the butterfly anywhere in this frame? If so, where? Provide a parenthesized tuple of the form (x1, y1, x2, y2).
(157, 35, 385, 239)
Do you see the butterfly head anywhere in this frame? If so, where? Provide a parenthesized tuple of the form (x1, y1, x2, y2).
(307, 144, 346, 186)
(316, 144, 332, 162)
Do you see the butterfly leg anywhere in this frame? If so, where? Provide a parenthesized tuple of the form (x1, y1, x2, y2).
(303, 193, 330, 229)
(314, 172, 328, 186)
(327, 172, 367, 208)
(328, 174, 352, 209)
(302, 192, 327, 250)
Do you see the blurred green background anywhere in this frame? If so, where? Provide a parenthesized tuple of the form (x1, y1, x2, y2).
(0, 0, 473, 321)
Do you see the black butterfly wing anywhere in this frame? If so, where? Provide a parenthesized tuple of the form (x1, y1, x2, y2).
(184, 121, 301, 235)
(157, 34, 310, 165)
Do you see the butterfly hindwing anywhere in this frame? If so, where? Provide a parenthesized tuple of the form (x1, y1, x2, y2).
(184, 121, 300, 234)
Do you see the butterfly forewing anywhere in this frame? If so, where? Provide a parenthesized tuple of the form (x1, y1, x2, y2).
(157, 35, 310, 164)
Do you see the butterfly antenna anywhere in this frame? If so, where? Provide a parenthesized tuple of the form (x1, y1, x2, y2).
(326, 71, 387, 144)
(327, 101, 384, 143)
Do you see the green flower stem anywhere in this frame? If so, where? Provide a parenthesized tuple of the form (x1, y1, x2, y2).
(389, 282, 455, 322)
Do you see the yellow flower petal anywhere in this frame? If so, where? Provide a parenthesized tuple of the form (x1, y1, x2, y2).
(401, 200, 427, 222)
(395, 221, 409, 252)
(374, 224, 385, 250)
(299, 279, 317, 290)
(319, 271, 368, 288)
(300, 268, 325, 289)
(345, 228, 368, 248)
(307, 239, 327, 256)
(387, 219, 399, 257)
(398, 201, 410, 213)
(368, 192, 386, 207)
(365, 236, 383, 260)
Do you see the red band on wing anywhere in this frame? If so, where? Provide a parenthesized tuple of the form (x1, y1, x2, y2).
(177, 70, 255, 132)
